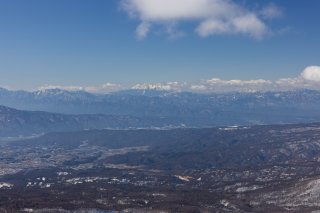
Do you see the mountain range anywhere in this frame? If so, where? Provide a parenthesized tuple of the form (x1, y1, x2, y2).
(1, 88, 320, 137)
(0, 105, 186, 137)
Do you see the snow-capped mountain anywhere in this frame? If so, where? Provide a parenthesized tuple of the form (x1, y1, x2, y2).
(1, 88, 320, 129)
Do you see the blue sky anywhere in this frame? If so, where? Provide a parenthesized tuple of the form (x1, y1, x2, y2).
(0, 0, 319, 91)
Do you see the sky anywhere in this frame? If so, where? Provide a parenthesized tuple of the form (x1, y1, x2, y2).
(0, 0, 320, 92)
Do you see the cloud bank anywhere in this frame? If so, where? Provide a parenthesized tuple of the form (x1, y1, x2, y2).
(301, 66, 320, 82)
(35, 66, 320, 94)
(120, 0, 282, 39)
(38, 83, 122, 94)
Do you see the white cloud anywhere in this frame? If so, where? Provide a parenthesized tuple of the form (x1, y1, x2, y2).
(301, 66, 320, 82)
(260, 3, 283, 19)
(36, 66, 320, 94)
(190, 85, 207, 91)
(38, 85, 88, 92)
(120, 0, 280, 39)
(206, 78, 272, 86)
(231, 14, 267, 39)
(132, 82, 184, 91)
(136, 22, 151, 39)
(196, 13, 267, 39)
(38, 83, 126, 94)
(196, 19, 230, 37)
(200, 78, 273, 92)
(101, 83, 123, 92)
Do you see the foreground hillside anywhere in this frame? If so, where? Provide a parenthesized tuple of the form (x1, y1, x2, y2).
(1, 123, 320, 212)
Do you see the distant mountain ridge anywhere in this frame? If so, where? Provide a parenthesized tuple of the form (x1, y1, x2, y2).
(1, 88, 320, 133)
(0, 105, 188, 137)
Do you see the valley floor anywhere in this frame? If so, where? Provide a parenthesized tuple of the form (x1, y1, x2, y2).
(1, 124, 320, 212)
